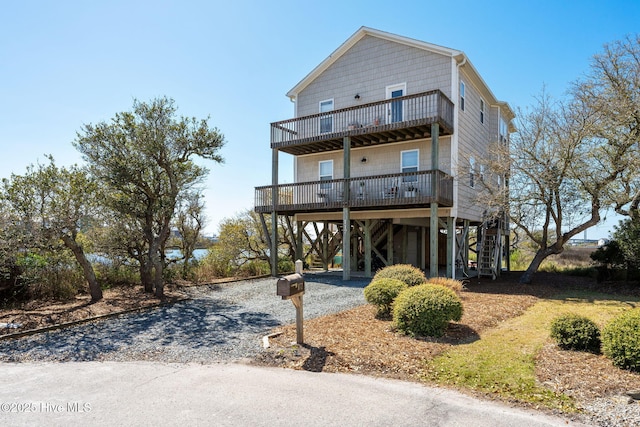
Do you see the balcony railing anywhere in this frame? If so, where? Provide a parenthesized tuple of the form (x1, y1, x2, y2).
(255, 170, 453, 214)
(271, 90, 454, 155)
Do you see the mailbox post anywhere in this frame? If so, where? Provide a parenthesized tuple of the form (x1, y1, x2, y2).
(276, 260, 305, 344)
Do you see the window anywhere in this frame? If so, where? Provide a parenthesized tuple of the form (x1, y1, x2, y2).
(469, 156, 475, 188)
(499, 117, 508, 143)
(401, 149, 418, 182)
(480, 99, 485, 124)
(460, 81, 465, 111)
(319, 160, 333, 189)
(319, 99, 334, 133)
(479, 164, 485, 182)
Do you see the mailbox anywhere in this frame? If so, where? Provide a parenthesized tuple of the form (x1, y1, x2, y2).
(277, 273, 305, 299)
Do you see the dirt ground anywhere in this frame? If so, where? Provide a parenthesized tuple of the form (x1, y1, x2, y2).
(0, 283, 187, 336)
(1, 271, 639, 410)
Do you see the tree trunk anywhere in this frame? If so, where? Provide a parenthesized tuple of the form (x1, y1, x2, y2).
(60, 234, 103, 302)
(140, 259, 154, 293)
(519, 246, 562, 284)
(153, 255, 164, 299)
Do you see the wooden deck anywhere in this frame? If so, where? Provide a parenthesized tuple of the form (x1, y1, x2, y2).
(271, 90, 454, 155)
(255, 170, 453, 214)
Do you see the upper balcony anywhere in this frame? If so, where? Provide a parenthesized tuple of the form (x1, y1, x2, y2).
(255, 170, 453, 214)
(271, 90, 455, 155)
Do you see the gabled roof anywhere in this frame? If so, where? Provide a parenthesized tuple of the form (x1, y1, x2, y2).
(286, 26, 514, 121)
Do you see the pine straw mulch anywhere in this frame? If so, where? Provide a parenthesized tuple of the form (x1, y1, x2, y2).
(0, 283, 187, 337)
(253, 272, 640, 406)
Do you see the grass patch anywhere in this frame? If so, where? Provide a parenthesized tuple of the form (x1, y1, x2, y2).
(423, 291, 639, 411)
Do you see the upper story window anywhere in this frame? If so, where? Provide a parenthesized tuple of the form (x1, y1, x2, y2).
(319, 99, 334, 133)
(499, 117, 508, 143)
(401, 149, 418, 182)
(460, 81, 465, 111)
(480, 99, 485, 124)
(319, 160, 333, 189)
(469, 156, 475, 188)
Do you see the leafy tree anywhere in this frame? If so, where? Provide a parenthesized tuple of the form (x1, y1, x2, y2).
(74, 97, 224, 298)
(612, 218, 640, 271)
(1, 158, 103, 301)
(173, 189, 206, 279)
(213, 210, 297, 275)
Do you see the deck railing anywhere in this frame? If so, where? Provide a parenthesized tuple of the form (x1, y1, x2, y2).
(255, 170, 453, 213)
(271, 90, 454, 147)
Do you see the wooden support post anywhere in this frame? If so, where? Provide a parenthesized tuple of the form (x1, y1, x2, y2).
(343, 136, 351, 280)
(429, 122, 440, 278)
(387, 222, 394, 266)
(446, 217, 454, 278)
(271, 148, 279, 277)
(291, 259, 304, 344)
(401, 225, 408, 263)
(322, 220, 329, 271)
(364, 219, 372, 277)
(420, 226, 426, 271)
(296, 221, 303, 262)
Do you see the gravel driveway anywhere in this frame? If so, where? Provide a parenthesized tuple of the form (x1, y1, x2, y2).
(0, 273, 370, 363)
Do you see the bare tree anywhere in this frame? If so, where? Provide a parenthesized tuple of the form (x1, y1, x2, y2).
(480, 88, 633, 284)
(572, 35, 640, 220)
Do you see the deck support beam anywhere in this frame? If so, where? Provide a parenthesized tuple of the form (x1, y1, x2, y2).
(364, 219, 372, 277)
(342, 136, 351, 280)
(271, 148, 279, 276)
(446, 217, 454, 278)
(429, 123, 440, 278)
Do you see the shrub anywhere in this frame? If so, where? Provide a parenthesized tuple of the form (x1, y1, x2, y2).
(393, 284, 463, 337)
(364, 278, 408, 317)
(373, 264, 427, 287)
(602, 309, 640, 372)
(426, 277, 465, 296)
(277, 257, 295, 274)
(549, 314, 601, 353)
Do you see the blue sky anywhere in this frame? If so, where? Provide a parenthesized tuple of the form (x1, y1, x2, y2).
(1, 0, 638, 239)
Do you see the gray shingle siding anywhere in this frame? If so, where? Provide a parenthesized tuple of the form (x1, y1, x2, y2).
(297, 35, 452, 117)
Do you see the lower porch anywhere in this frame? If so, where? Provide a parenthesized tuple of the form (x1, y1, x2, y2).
(260, 210, 508, 280)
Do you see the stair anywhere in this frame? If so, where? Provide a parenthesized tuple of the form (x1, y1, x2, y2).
(478, 214, 503, 280)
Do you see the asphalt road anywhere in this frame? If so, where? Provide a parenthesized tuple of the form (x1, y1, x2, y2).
(0, 361, 588, 427)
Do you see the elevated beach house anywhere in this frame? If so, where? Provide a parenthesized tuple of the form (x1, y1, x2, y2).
(255, 27, 514, 280)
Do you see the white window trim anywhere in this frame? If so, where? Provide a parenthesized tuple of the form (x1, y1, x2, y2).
(480, 98, 485, 124)
(460, 81, 466, 112)
(386, 83, 407, 123)
(319, 159, 333, 189)
(401, 149, 419, 183)
(319, 99, 334, 134)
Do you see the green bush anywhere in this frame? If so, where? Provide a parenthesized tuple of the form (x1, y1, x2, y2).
(602, 309, 640, 372)
(364, 278, 408, 317)
(373, 264, 427, 287)
(549, 314, 601, 353)
(393, 284, 463, 337)
(277, 257, 295, 274)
